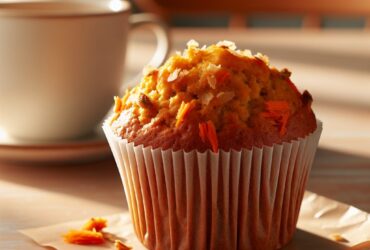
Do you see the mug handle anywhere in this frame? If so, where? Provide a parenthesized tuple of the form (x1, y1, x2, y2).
(123, 13, 171, 90)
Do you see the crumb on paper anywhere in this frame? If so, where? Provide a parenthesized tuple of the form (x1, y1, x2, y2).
(82, 217, 107, 232)
(115, 239, 133, 250)
(101, 231, 120, 243)
(331, 233, 349, 243)
(63, 229, 105, 245)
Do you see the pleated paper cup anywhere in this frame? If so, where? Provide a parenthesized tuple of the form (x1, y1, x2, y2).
(103, 121, 322, 250)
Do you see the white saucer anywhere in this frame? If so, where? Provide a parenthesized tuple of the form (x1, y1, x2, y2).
(0, 127, 112, 164)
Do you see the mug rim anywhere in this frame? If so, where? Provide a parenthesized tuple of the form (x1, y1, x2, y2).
(0, 0, 130, 18)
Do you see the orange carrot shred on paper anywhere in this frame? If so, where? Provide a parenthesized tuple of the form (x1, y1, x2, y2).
(262, 100, 291, 136)
(198, 121, 219, 153)
(176, 101, 196, 128)
(63, 229, 105, 245)
(63, 217, 108, 245)
(82, 217, 107, 232)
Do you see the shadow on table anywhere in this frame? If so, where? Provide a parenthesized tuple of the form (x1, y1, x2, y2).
(284, 229, 346, 250)
(308, 147, 370, 213)
(0, 147, 369, 212)
(0, 158, 127, 209)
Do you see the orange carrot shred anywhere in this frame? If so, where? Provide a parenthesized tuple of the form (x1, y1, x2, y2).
(262, 100, 290, 136)
(216, 70, 230, 83)
(176, 101, 196, 128)
(206, 121, 218, 153)
(279, 113, 290, 136)
(114, 96, 122, 113)
(198, 122, 208, 143)
(198, 121, 218, 153)
(63, 229, 105, 245)
(63, 217, 108, 245)
(82, 217, 107, 232)
(109, 112, 120, 125)
(265, 101, 289, 111)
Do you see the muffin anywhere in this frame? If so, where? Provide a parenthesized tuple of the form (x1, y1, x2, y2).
(104, 40, 322, 250)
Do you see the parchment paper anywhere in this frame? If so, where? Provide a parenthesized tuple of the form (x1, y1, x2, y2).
(20, 191, 370, 250)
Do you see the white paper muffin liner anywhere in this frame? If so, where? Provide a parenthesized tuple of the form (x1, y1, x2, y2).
(103, 121, 322, 250)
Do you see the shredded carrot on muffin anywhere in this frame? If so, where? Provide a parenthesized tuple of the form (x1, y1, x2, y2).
(64, 229, 105, 245)
(264, 100, 289, 111)
(206, 121, 218, 152)
(110, 40, 317, 151)
(198, 121, 218, 152)
(199, 122, 207, 143)
(114, 96, 122, 113)
(110, 112, 120, 125)
(216, 69, 230, 83)
(176, 101, 196, 128)
(279, 113, 290, 136)
(262, 101, 291, 136)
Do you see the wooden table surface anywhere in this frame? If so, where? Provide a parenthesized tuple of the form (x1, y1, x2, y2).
(1, 28, 370, 250)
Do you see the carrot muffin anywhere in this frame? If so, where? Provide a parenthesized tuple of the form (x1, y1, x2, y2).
(110, 40, 316, 152)
(104, 40, 322, 250)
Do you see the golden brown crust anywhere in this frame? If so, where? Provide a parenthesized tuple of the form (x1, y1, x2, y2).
(113, 103, 315, 152)
(110, 41, 316, 152)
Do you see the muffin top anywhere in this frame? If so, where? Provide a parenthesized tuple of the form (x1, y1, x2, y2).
(110, 40, 316, 152)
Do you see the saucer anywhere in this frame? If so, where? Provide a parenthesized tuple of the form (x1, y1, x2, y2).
(0, 127, 112, 164)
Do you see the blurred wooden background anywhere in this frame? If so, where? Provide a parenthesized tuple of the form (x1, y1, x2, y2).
(132, 0, 370, 28)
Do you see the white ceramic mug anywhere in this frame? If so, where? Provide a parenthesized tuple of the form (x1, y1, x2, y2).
(0, 0, 170, 141)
